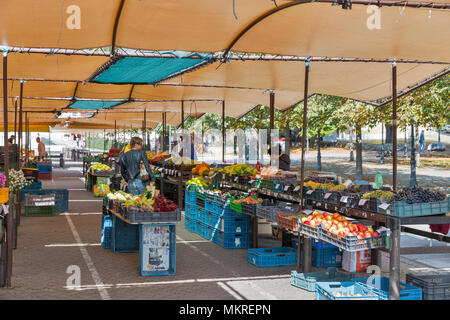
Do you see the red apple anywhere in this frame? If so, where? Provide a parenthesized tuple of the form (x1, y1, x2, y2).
(372, 231, 379, 237)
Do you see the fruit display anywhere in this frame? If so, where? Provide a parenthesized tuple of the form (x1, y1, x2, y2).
(390, 186, 446, 204)
(106, 190, 135, 202)
(90, 163, 112, 171)
(260, 166, 281, 178)
(94, 184, 110, 197)
(186, 177, 211, 187)
(304, 181, 346, 191)
(192, 162, 211, 176)
(147, 151, 171, 163)
(300, 211, 379, 239)
(361, 190, 395, 200)
(232, 196, 263, 205)
(219, 164, 259, 176)
(305, 176, 333, 184)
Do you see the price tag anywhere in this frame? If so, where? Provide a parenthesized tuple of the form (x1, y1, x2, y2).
(303, 210, 313, 215)
(275, 184, 280, 189)
(324, 203, 328, 209)
(340, 196, 348, 203)
(234, 177, 239, 182)
(324, 193, 332, 200)
(317, 202, 322, 207)
(359, 199, 367, 206)
(379, 202, 390, 210)
(343, 180, 353, 188)
(255, 175, 261, 179)
(306, 190, 314, 195)
(284, 186, 290, 192)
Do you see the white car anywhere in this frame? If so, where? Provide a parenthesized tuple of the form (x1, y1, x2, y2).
(442, 125, 450, 134)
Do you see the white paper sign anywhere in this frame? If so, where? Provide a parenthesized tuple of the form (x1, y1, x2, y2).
(275, 184, 280, 189)
(294, 186, 301, 191)
(340, 196, 348, 203)
(324, 193, 332, 199)
(343, 180, 353, 188)
(141, 225, 171, 272)
(306, 190, 314, 195)
(359, 199, 367, 206)
(234, 177, 239, 182)
(255, 175, 261, 179)
(284, 186, 290, 191)
(379, 202, 390, 210)
(303, 210, 313, 215)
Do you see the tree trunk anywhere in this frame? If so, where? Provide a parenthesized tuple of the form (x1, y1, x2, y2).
(385, 124, 393, 144)
(349, 129, 354, 161)
(317, 131, 322, 171)
(438, 130, 441, 143)
(285, 123, 291, 159)
(355, 125, 363, 180)
(410, 124, 417, 187)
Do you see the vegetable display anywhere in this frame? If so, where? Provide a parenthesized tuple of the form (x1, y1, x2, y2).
(90, 163, 112, 171)
(186, 177, 211, 187)
(361, 190, 395, 200)
(219, 164, 259, 176)
(152, 195, 177, 212)
(232, 196, 263, 205)
(192, 163, 211, 176)
(304, 181, 346, 191)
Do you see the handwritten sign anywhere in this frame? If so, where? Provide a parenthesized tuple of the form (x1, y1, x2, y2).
(379, 202, 390, 210)
(306, 190, 314, 195)
(324, 193, 332, 200)
(294, 186, 301, 191)
(340, 196, 348, 203)
(359, 199, 368, 206)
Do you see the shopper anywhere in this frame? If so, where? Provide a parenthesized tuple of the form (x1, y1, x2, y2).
(268, 145, 291, 171)
(120, 137, 155, 195)
(36, 137, 46, 160)
(8, 135, 15, 146)
(419, 130, 425, 154)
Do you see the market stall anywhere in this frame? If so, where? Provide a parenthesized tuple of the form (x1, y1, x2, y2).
(101, 186, 181, 276)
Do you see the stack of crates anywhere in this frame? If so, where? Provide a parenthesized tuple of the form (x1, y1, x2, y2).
(24, 193, 56, 217)
(184, 186, 251, 249)
(101, 214, 113, 249)
(21, 181, 42, 200)
(22, 189, 69, 213)
(37, 162, 52, 180)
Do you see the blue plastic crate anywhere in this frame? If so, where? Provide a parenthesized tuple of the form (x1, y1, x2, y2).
(198, 207, 207, 224)
(205, 209, 251, 233)
(352, 277, 422, 300)
(205, 225, 250, 249)
(312, 247, 342, 268)
(184, 216, 199, 233)
(21, 181, 43, 200)
(37, 163, 52, 173)
(312, 239, 338, 249)
(205, 199, 215, 212)
(101, 215, 112, 249)
(22, 189, 69, 213)
(139, 224, 176, 276)
(111, 215, 139, 253)
(248, 247, 297, 267)
(291, 268, 356, 292)
(315, 281, 379, 300)
(195, 220, 207, 238)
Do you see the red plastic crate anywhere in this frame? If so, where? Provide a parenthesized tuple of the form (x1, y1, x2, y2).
(38, 172, 52, 180)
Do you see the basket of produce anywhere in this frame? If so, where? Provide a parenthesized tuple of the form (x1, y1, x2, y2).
(259, 178, 274, 190)
(276, 211, 308, 232)
(230, 196, 262, 216)
(379, 187, 449, 217)
(360, 190, 395, 212)
(89, 163, 113, 176)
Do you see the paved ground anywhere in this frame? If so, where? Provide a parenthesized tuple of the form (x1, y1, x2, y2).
(0, 160, 448, 300)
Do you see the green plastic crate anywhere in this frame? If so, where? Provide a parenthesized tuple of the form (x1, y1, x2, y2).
(379, 198, 450, 217)
(229, 197, 242, 213)
(25, 206, 55, 217)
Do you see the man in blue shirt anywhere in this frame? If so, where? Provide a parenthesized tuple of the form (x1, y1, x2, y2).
(419, 130, 425, 154)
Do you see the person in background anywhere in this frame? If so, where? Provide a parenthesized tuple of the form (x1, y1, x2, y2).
(8, 135, 15, 146)
(120, 137, 155, 195)
(419, 130, 425, 154)
(268, 145, 290, 171)
(36, 137, 46, 161)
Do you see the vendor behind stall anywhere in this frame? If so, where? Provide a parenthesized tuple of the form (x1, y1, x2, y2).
(268, 145, 291, 171)
(120, 137, 155, 195)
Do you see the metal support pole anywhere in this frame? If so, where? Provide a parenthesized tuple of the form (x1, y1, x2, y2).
(380, 124, 385, 164)
(269, 92, 275, 166)
(410, 124, 417, 187)
(114, 120, 117, 148)
(222, 100, 225, 163)
(18, 81, 23, 169)
(14, 99, 17, 140)
(298, 60, 310, 272)
(3, 51, 14, 288)
(143, 109, 147, 150)
(392, 63, 398, 191)
(25, 113, 28, 164)
(181, 101, 185, 130)
(389, 217, 401, 300)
